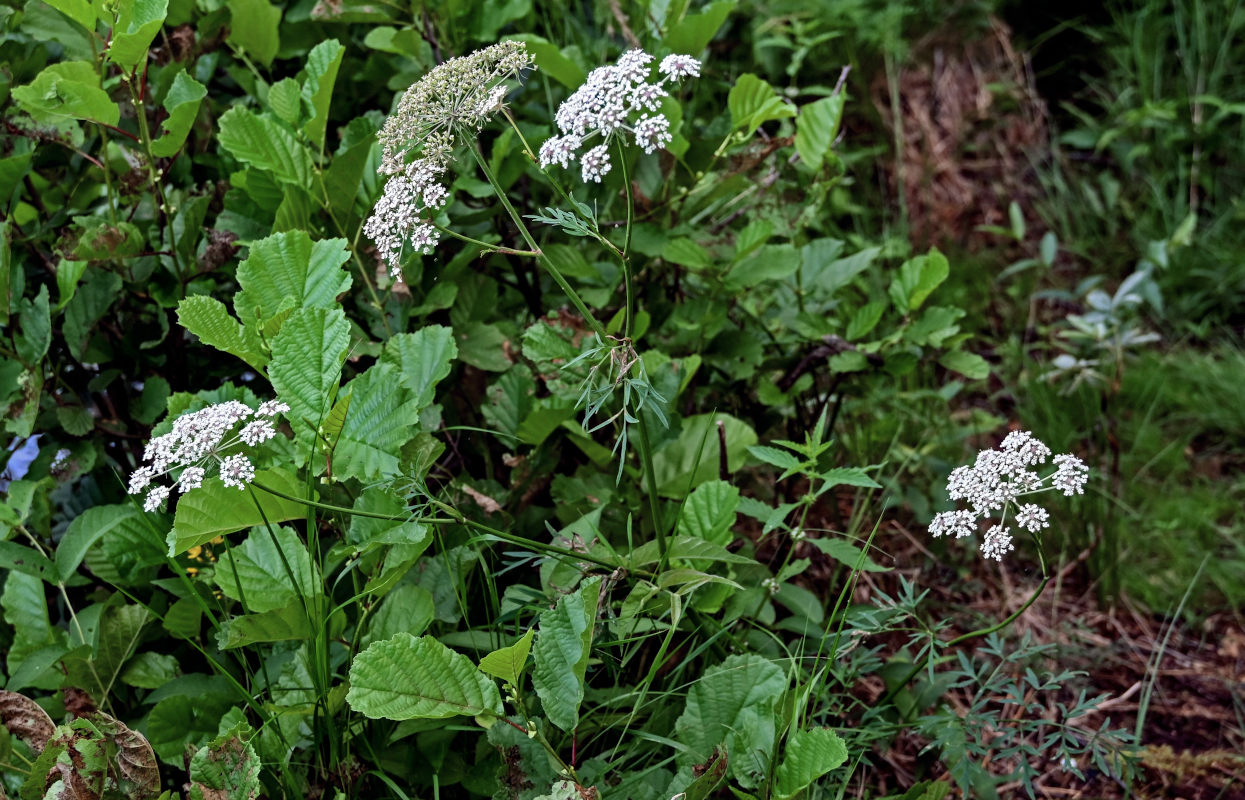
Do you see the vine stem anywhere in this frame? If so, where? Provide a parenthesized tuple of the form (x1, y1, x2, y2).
(880, 533, 1051, 708)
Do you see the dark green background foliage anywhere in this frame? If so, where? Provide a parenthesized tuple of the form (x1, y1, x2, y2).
(1, 0, 1242, 797)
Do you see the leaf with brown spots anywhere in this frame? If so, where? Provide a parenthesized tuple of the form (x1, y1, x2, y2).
(90, 713, 160, 800)
(187, 727, 261, 800)
(0, 690, 55, 753)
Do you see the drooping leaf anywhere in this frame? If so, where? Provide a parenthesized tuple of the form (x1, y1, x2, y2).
(773, 728, 848, 799)
(11, 62, 120, 124)
(478, 629, 535, 688)
(90, 713, 160, 800)
(177, 296, 268, 371)
(225, 0, 280, 66)
(63, 603, 149, 703)
(150, 70, 207, 157)
(301, 39, 344, 149)
(531, 577, 601, 732)
(347, 633, 503, 720)
(676, 480, 739, 546)
(108, 0, 169, 69)
(168, 468, 307, 555)
(0, 690, 55, 753)
(217, 107, 313, 187)
(0, 540, 57, 581)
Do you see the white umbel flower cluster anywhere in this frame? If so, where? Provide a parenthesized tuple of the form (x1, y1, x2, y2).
(928, 430, 1089, 562)
(127, 399, 290, 512)
(538, 50, 701, 183)
(365, 42, 533, 279)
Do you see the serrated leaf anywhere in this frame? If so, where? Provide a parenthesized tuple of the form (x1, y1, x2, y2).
(225, 0, 280, 66)
(301, 39, 344, 149)
(267, 306, 349, 444)
(217, 107, 313, 187)
(332, 362, 420, 482)
(234, 231, 351, 331)
(267, 78, 301, 126)
(532, 577, 601, 731)
(177, 296, 268, 370)
(773, 728, 848, 799)
(187, 727, 261, 800)
(478, 629, 534, 687)
(747, 444, 802, 475)
(213, 525, 321, 613)
(150, 70, 206, 156)
(382, 325, 457, 410)
(939, 349, 990, 380)
(795, 94, 845, 170)
(108, 0, 168, 69)
(674, 654, 785, 770)
(12, 62, 120, 125)
(168, 468, 307, 555)
(676, 480, 739, 546)
(818, 467, 881, 490)
(347, 633, 503, 720)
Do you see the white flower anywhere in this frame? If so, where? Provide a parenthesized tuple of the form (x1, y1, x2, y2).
(178, 466, 205, 493)
(581, 144, 612, 183)
(219, 454, 255, 490)
(1052, 454, 1089, 495)
(51, 448, 71, 471)
(143, 485, 170, 512)
(256, 400, 290, 417)
(929, 509, 976, 539)
(239, 420, 277, 446)
(761, 577, 780, 594)
(1014, 503, 1050, 532)
(128, 466, 156, 495)
(539, 49, 700, 181)
(980, 525, 1014, 561)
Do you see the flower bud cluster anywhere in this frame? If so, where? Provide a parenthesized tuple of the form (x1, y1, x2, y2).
(928, 430, 1089, 562)
(128, 399, 289, 512)
(366, 42, 533, 278)
(538, 50, 701, 183)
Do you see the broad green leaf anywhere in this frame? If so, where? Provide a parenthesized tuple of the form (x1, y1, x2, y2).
(382, 325, 457, 410)
(347, 487, 429, 552)
(11, 62, 120, 124)
(226, 0, 280, 66)
(217, 107, 313, 187)
(187, 727, 261, 800)
(150, 71, 207, 157)
(63, 267, 122, 360)
(322, 133, 373, 220)
(57, 504, 146, 580)
(728, 74, 794, 135)
(215, 603, 313, 649)
(480, 364, 535, 439)
(234, 231, 351, 331)
(120, 652, 178, 689)
(802, 240, 879, 296)
(108, 0, 169, 69)
(653, 413, 758, 498)
(347, 633, 503, 720)
(773, 728, 848, 799)
(794, 94, 845, 170)
(362, 584, 435, 648)
(663, 0, 735, 55)
(44, 0, 95, 31)
(846, 300, 887, 341)
(267, 79, 301, 126)
(904, 306, 963, 347)
(168, 468, 307, 555)
(88, 712, 160, 800)
(213, 526, 321, 613)
(177, 296, 268, 371)
(747, 444, 802, 476)
(662, 237, 710, 270)
(63, 603, 150, 703)
(674, 654, 785, 772)
(333, 363, 420, 482)
(676, 480, 739, 546)
(889, 249, 949, 312)
(939, 349, 990, 380)
(454, 321, 511, 372)
(16, 283, 50, 366)
(2, 571, 61, 688)
(806, 537, 888, 573)
(818, 467, 881, 490)
(0, 540, 57, 581)
(629, 535, 756, 567)
(478, 628, 534, 687)
(506, 34, 583, 89)
(267, 307, 350, 444)
(532, 576, 600, 732)
(301, 39, 344, 149)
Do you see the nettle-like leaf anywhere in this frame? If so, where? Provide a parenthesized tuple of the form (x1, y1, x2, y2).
(676, 479, 740, 546)
(772, 728, 849, 799)
(347, 633, 503, 720)
(478, 629, 535, 688)
(675, 654, 786, 776)
(168, 467, 307, 555)
(177, 296, 269, 371)
(213, 525, 322, 613)
(234, 231, 352, 331)
(187, 726, 261, 800)
(267, 306, 350, 447)
(532, 576, 601, 732)
(332, 362, 421, 482)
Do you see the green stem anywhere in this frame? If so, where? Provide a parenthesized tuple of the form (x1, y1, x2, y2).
(432, 222, 541, 256)
(635, 414, 667, 566)
(615, 138, 635, 337)
(126, 71, 184, 286)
